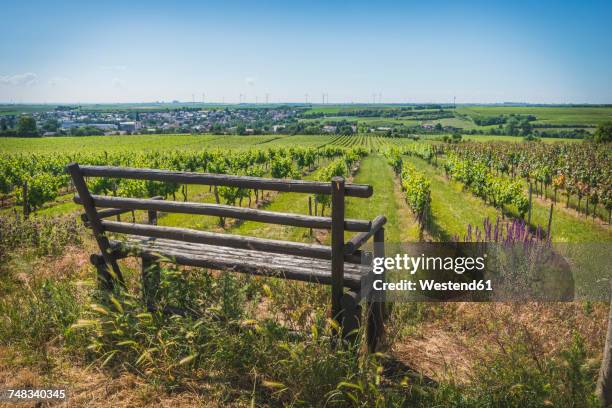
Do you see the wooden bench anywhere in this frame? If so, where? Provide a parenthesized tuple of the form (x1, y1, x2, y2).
(67, 163, 387, 350)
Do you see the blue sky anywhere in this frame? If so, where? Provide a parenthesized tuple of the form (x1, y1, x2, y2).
(1, 0, 611, 104)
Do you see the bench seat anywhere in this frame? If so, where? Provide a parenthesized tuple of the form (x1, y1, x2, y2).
(110, 236, 370, 290)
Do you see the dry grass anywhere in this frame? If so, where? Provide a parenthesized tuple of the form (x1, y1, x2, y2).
(390, 302, 607, 385)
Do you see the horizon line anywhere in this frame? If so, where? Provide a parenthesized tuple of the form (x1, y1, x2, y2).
(2, 101, 612, 106)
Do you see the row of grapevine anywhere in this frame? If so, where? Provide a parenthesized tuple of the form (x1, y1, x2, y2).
(443, 153, 529, 217)
(400, 162, 431, 228)
(0, 146, 357, 214)
(385, 148, 431, 230)
(442, 141, 611, 222)
(314, 147, 368, 216)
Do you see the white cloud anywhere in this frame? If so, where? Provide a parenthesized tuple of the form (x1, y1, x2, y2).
(245, 77, 255, 86)
(0, 72, 38, 86)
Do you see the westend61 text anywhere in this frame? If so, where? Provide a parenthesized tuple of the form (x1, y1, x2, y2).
(372, 279, 493, 292)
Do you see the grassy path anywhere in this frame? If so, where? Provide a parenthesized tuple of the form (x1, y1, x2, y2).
(519, 193, 611, 243)
(231, 170, 321, 243)
(233, 154, 421, 245)
(406, 155, 501, 240)
(346, 155, 419, 243)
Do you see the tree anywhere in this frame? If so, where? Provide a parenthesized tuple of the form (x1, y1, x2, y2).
(504, 116, 520, 136)
(42, 118, 60, 133)
(520, 119, 533, 136)
(0, 117, 7, 131)
(335, 124, 353, 136)
(17, 116, 38, 137)
(593, 122, 612, 143)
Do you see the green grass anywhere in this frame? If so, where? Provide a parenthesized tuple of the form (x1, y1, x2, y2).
(232, 175, 321, 243)
(514, 193, 611, 243)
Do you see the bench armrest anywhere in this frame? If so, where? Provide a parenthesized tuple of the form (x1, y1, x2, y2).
(343, 215, 386, 255)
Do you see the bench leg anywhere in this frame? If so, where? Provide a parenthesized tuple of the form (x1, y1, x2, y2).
(366, 300, 385, 353)
(90, 254, 114, 292)
(141, 256, 161, 310)
(341, 291, 361, 346)
(366, 227, 387, 352)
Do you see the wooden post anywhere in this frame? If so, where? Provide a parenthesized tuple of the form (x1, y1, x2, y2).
(331, 177, 345, 328)
(528, 182, 532, 224)
(66, 163, 125, 287)
(367, 227, 386, 352)
(341, 291, 361, 346)
(308, 196, 313, 237)
(142, 206, 161, 309)
(142, 256, 160, 310)
(147, 208, 158, 226)
(547, 203, 554, 238)
(22, 181, 29, 219)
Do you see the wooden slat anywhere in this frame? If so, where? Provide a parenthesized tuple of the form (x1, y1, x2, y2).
(102, 220, 334, 259)
(113, 237, 367, 289)
(78, 194, 371, 232)
(80, 196, 164, 223)
(75, 164, 373, 198)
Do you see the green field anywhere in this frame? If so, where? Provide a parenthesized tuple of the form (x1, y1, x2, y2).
(457, 105, 612, 125)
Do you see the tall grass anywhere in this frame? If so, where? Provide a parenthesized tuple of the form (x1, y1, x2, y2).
(68, 266, 411, 405)
(0, 212, 82, 259)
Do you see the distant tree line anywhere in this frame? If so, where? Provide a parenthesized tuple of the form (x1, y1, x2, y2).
(300, 106, 454, 120)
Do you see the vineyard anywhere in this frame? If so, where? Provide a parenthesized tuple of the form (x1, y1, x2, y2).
(1, 133, 611, 407)
(1, 134, 610, 238)
(0, 134, 419, 216)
